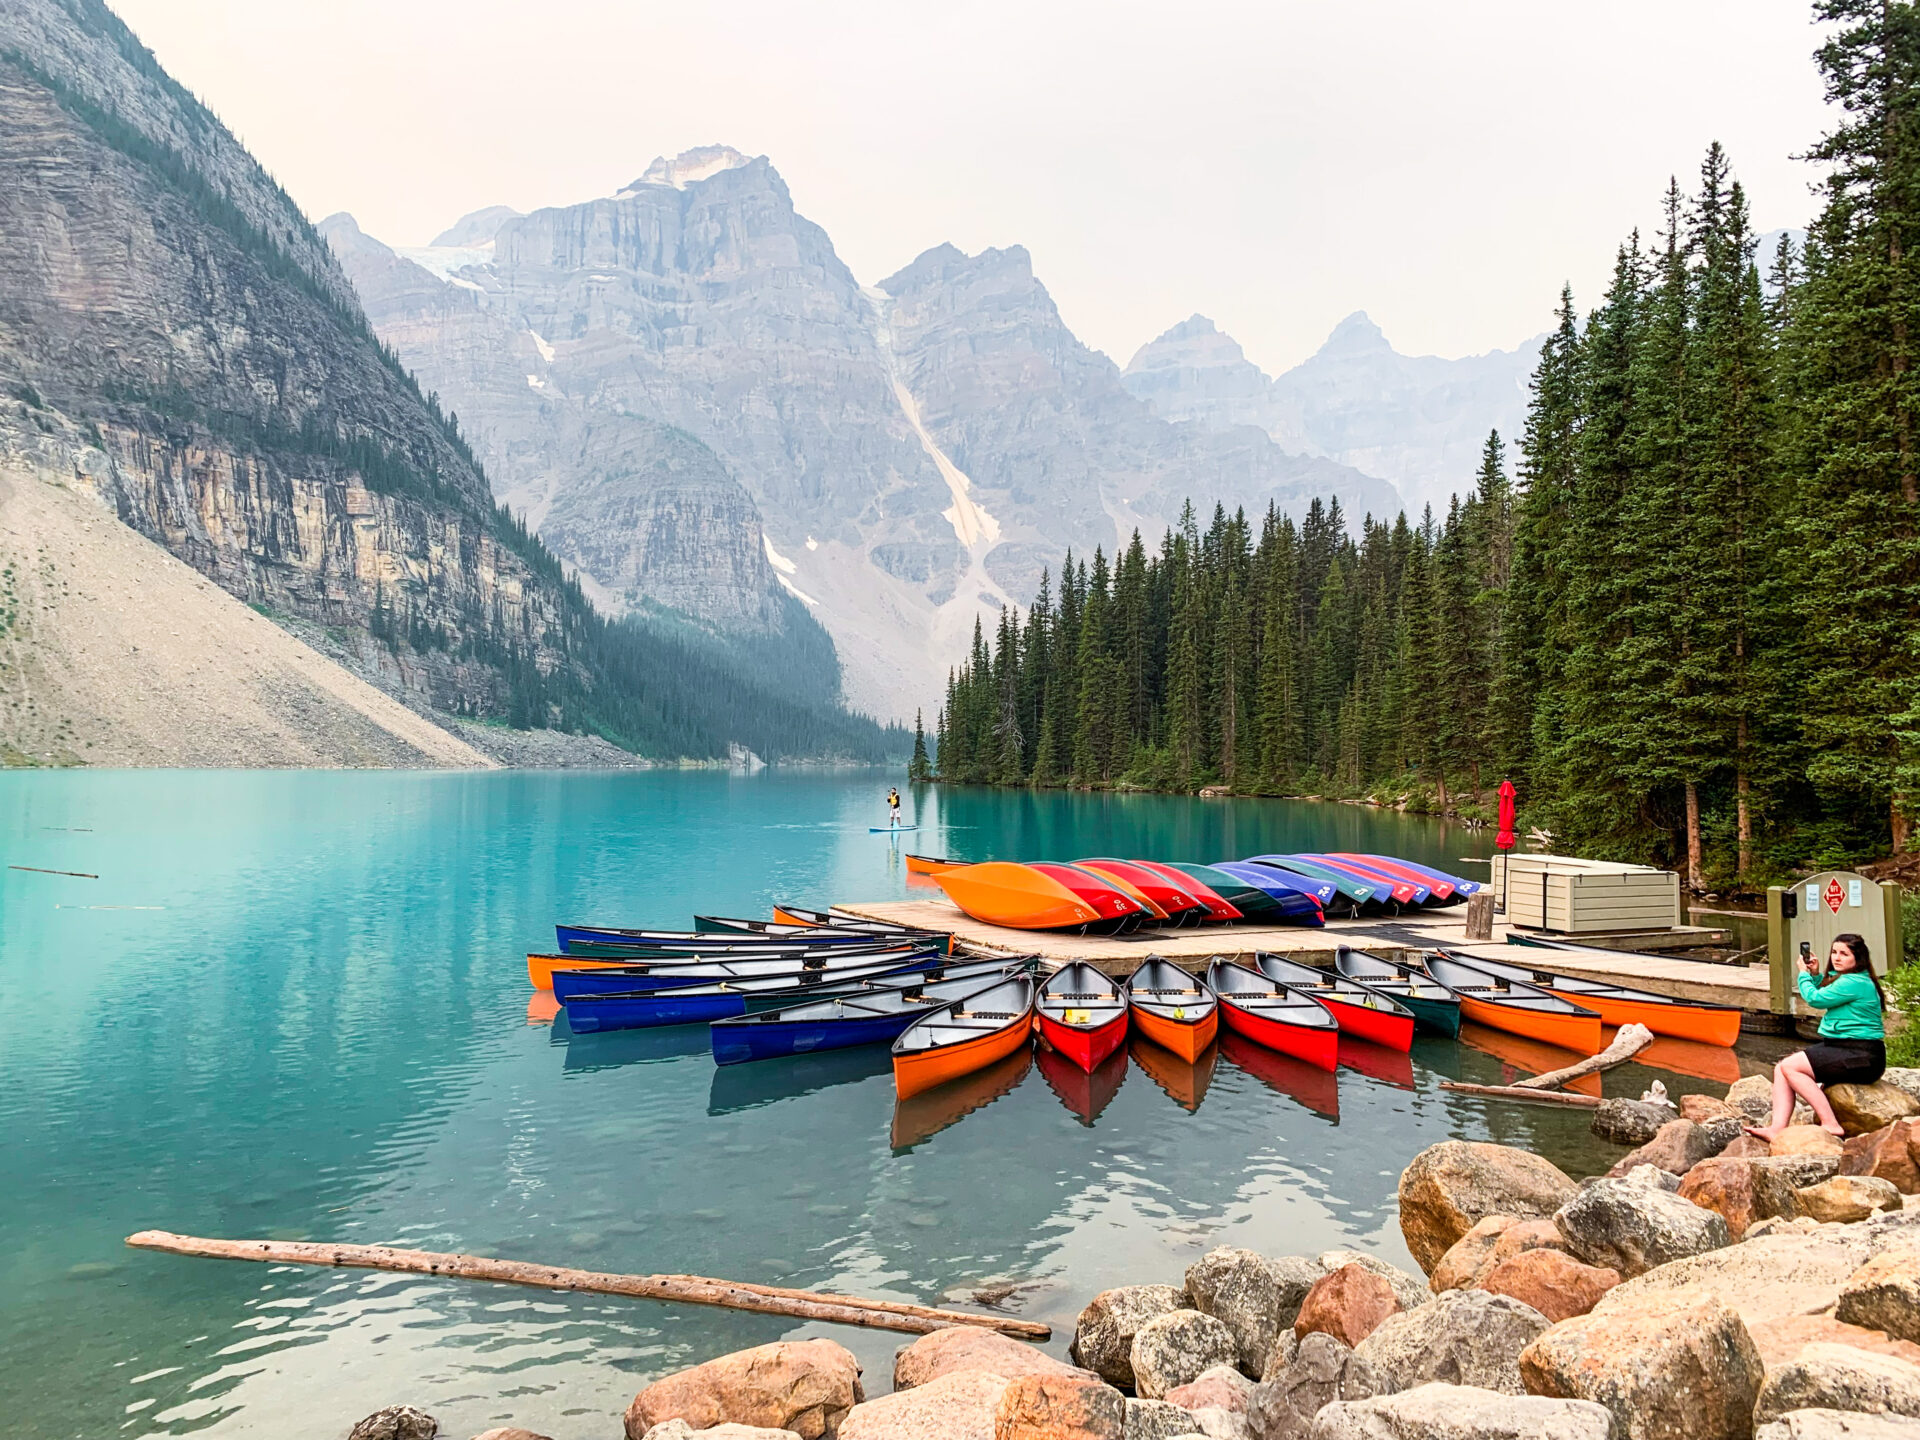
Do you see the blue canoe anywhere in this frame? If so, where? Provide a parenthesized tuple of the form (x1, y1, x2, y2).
(557, 922, 912, 955)
(710, 961, 1033, 1065)
(1358, 855, 1482, 897)
(1295, 853, 1435, 905)
(553, 947, 944, 1005)
(1246, 856, 1384, 916)
(562, 954, 994, 1034)
(1205, 862, 1328, 925)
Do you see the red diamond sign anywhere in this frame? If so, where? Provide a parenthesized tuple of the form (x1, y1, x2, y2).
(1825, 878, 1845, 914)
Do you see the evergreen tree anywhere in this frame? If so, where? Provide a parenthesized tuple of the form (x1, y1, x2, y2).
(909, 707, 932, 781)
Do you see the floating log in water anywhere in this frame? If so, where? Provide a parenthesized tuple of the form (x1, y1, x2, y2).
(124, 1231, 1050, 1340)
(1439, 1021, 1653, 1107)
(8, 864, 98, 878)
(1511, 1022, 1654, 1090)
(1434, 1082, 1603, 1108)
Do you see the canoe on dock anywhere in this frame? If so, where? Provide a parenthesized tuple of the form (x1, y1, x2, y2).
(1423, 952, 1604, 1055)
(1205, 862, 1328, 924)
(1326, 853, 1457, 903)
(1242, 856, 1377, 916)
(1162, 862, 1299, 924)
(1294, 854, 1429, 905)
(1076, 859, 1211, 926)
(1348, 855, 1481, 897)
(1205, 958, 1339, 1071)
(1036, 962, 1129, 1072)
(1333, 947, 1464, 1037)
(1437, 948, 1742, 1048)
(905, 854, 964, 876)
(891, 973, 1038, 1099)
(708, 960, 1026, 1064)
(1125, 861, 1243, 922)
(933, 861, 1148, 932)
(1066, 861, 1172, 921)
(1125, 957, 1220, 1062)
(1253, 953, 1416, 1052)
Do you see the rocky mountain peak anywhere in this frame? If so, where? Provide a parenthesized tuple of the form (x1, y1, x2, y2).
(1318, 310, 1392, 357)
(431, 204, 521, 248)
(1124, 314, 1255, 377)
(625, 144, 754, 192)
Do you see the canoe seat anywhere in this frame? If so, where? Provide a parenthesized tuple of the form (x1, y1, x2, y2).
(969, 1011, 1017, 1020)
(1054, 991, 1114, 1000)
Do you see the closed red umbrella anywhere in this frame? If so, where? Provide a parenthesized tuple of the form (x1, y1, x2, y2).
(1496, 780, 1517, 851)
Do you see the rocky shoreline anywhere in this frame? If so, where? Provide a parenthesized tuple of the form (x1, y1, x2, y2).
(338, 1070, 1920, 1440)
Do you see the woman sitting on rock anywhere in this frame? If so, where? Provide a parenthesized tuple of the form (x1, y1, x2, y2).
(1747, 932, 1886, 1142)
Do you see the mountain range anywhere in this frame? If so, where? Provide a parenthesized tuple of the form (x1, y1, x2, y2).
(327, 147, 1537, 719)
(0, 1, 895, 765)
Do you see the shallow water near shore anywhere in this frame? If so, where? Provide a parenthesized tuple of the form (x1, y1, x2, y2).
(0, 771, 1759, 1439)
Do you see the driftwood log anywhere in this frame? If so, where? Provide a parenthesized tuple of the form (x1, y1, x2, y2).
(126, 1231, 1049, 1340)
(1439, 1021, 1654, 1105)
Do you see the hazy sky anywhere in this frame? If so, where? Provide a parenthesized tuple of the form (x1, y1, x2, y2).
(114, 0, 1834, 374)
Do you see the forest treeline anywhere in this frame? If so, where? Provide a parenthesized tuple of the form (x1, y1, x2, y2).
(933, 0, 1920, 885)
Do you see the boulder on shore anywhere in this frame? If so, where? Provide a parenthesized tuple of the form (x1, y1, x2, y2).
(894, 1327, 1087, 1391)
(1517, 1293, 1763, 1440)
(1480, 1249, 1621, 1323)
(1836, 1250, 1920, 1344)
(838, 1370, 1008, 1440)
(1429, 1216, 1519, 1292)
(1880, 1069, 1920, 1106)
(1840, 1120, 1920, 1194)
(349, 1410, 437, 1440)
(1797, 1176, 1905, 1225)
(1593, 1098, 1673, 1147)
(1743, 1313, 1920, 1375)
(1397, 1143, 1579, 1274)
(1073, 1286, 1190, 1389)
(1183, 1247, 1313, 1377)
(1119, 1397, 1199, 1440)
(1826, 1082, 1920, 1137)
(1314, 1251, 1429, 1315)
(1305, 1382, 1613, 1440)
(1677, 1156, 1801, 1240)
(1162, 1365, 1252, 1415)
(1682, 1093, 1745, 1126)
(1294, 1265, 1401, 1349)
(1593, 1226, 1883, 1339)
(1129, 1310, 1238, 1401)
(1759, 1411, 1920, 1439)
(1753, 1342, 1920, 1425)
(1605, 1119, 1717, 1178)
(1552, 1165, 1730, 1278)
(623, 1339, 863, 1440)
(1774, 1126, 1847, 1159)
(1245, 1332, 1376, 1439)
(991, 1372, 1128, 1440)
(642, 1425, 798, 1440)
(1350, 1289, 1549, 1395)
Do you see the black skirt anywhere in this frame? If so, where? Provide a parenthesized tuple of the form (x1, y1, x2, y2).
(1806, 1038, 1887, 1086)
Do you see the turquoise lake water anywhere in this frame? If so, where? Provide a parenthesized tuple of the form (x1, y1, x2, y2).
(0, 771, 1751, 1439)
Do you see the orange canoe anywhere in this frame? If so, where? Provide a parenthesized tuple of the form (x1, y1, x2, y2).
(934, 861, 1147, 931)
(892, 972, 1036, 1099)
(891, 1044, 1032, 1148)
(528, 953, 638, 990)
(1125, 957, 1220, 1062)
(1453, 947, 1743, 1048)
(1457, 1022, 1604, 1097)
(1426, 952, 1603, 1055)
(906, 853, 965, 877)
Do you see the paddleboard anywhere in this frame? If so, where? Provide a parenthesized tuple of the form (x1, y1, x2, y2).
(871, 825, 920, 833)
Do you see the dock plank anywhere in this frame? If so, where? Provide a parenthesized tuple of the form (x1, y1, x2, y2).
(832, 898, 1773, 1011)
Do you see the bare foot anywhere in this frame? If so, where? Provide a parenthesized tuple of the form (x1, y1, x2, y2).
(1823, 1124, 1847, 1138)
(1745, 1125, 1781, 1143)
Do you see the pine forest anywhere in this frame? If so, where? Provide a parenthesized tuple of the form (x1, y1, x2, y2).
(933, 0, 1920, 886)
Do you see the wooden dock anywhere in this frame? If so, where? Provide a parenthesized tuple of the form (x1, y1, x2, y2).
(834, 898, 1770, 1014)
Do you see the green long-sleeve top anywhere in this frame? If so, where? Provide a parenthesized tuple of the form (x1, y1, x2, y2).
(1798, 969, 1885, 1039)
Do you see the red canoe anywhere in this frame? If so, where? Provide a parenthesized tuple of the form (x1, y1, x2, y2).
(1076, 859, 1211, 926)
(1253, 952, 1416, 1052)
(1037, 962, 1130, 1072)
(1204, 958, 1339, 1072)
(1122, 859, 1244, 922)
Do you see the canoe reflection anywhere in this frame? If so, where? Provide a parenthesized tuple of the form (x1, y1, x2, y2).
(889, 1043, 1033, 1150)
(1130, 1034, 1217, 1113)
(1219, 1029, 1339, 1119)
(527, 991, 562, 1026)
(1037, 1041, 1130, 1125)
(1615, 1027, 1742, 1086)
(708, 1045, 894, 1115)
(1337, 1034, 1415, 1090)
(1456, 1022, 1602, 1096)
(558, 1015, 714, 1070)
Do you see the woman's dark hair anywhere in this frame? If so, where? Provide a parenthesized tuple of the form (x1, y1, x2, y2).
(1820, 932, 1886, 1007)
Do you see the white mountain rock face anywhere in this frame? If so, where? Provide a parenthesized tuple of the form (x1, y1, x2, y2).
(329, 148, 1409, 718)
(1123, 312, 1544, 516)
